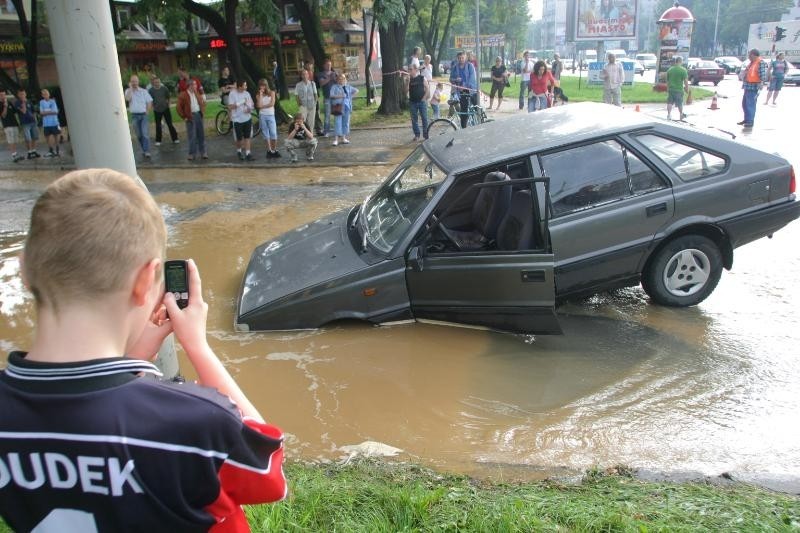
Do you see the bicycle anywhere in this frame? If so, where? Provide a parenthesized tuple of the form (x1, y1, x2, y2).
(426, 94, 491, 137)
(215, 107, 262, 136)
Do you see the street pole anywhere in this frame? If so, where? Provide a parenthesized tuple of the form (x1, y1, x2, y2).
(713, 0, 721, 55)
(475, 0, 481, 81)
(44, 0, 180, 380)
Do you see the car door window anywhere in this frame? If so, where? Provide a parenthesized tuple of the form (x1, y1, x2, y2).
(541, 140, 630, 216)
(626, 148, 667, 194)
(636, 134, 726, 181)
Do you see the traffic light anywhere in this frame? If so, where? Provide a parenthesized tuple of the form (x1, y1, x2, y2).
(775, 26, 787, 41)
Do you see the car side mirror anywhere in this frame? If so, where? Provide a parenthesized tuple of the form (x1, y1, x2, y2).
(408, 246, 424, 272)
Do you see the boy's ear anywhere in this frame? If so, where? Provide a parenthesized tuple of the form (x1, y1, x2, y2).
(131, 258, 161, 307)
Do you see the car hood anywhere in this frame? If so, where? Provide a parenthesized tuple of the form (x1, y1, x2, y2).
(237, 207, 367, 320)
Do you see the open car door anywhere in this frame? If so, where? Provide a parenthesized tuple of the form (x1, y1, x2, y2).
(404, 177, 561, 335)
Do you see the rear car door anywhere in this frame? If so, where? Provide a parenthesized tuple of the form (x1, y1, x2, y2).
(404, 176, 561, 335)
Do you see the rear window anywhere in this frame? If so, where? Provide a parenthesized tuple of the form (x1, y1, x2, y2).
(697, 61, 719, 69)
(636, 134, 727, 181)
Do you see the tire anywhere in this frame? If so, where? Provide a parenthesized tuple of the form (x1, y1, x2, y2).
(642, 235, 723, 307)
(713, 81, 719, 86)
(251, 113, 261, 137)
(691, 77, 699, 86)
(215, 109, 232, 135)
(427, 118, 457, 137)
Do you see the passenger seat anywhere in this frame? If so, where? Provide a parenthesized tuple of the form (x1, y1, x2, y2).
(439, 172, 511, 250)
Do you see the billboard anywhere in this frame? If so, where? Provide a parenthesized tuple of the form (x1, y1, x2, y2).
(454, 34, 506, 48)
(748, 20, 800, 64)
(575, 0, 638, 41)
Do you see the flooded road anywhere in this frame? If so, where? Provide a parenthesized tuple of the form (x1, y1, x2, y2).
(1, 164, 799, 487)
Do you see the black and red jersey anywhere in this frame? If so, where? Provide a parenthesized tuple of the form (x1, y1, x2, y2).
(0, 352, 286, 532)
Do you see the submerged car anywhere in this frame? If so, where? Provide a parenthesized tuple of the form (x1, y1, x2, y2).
(237, 103, 799, 335)
(688, 60, 725, 86)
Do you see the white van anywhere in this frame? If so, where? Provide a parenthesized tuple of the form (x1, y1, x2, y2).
(583, 50, 597, 66)
(606, 48, 627, 59)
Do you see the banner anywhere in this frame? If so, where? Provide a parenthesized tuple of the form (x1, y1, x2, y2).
(587, 60, 635, 86)
(454, 34, 506, 49)
(575, 0, 638, 41)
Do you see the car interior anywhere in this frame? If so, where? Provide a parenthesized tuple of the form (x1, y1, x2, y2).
(418, 159, 549, 255)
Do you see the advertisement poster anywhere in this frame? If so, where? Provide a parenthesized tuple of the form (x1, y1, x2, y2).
(575, 0, 638, 41)
(587, 60, 635, 85)
(656, 20, 693, 84)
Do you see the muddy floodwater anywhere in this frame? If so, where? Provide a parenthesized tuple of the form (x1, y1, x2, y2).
(1, 166, 799, 488)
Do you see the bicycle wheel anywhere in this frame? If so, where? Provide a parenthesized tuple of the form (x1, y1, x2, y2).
(427, 118, 458, 137)
(215, 109, 232, 135)
(251, 112, 261, 137)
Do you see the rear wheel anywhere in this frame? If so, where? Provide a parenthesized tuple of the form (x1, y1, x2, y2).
(427, 118, 458, 137)
(691, 76, 699, 86)
(642, 235, 723, 307)
(215, 109, 232, 135)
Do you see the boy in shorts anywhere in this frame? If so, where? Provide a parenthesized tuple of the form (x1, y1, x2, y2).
(228, 79, 255, 161)
(39, 88, 60, 157)
(12, 88, 40, 159)
(0, 90, 24, 162)
(0, 169, 286, 532)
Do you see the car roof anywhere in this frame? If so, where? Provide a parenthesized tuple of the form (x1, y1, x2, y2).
(424, 103, 659, 173)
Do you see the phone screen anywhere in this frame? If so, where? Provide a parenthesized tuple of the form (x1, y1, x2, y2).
(165, 260, 189, 309)
(166, 266, 187, 292)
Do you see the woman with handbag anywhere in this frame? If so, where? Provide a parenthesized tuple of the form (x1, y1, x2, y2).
(329, 73, 358, 146)
(489, 56, 509, 110)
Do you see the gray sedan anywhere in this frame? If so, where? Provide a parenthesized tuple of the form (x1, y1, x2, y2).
(237, 103, 799, 335)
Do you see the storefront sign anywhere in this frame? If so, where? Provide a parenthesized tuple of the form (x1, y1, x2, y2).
(575, 0, 638, 41)
(241, 35, 274, 48)
(210, 38, 227, 49)
(281, 34, 300, 46)
(454, 34, 506, 48)
(0, 41, 24, 54)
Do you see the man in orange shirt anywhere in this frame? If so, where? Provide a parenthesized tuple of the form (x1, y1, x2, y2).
(738, 49, 767, 128)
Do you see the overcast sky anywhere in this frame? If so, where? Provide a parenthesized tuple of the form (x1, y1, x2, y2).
(529, 0, 543, 20)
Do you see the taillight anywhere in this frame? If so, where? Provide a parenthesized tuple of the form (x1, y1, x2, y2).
(791, 166, 796, 195)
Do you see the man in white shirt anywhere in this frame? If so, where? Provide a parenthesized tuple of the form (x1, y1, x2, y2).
(228, 79, 255, 161)
(600, 52, 624, 107)
(294, 68, 318, 134)
(124, 75, 153, 158)
(518, 51, 534, 110)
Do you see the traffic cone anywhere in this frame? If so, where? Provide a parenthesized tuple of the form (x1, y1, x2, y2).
(635, 104, 641, 112)
(709, 92, 719, 110)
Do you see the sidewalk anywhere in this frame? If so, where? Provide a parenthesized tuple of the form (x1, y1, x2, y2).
(0, 120, 416, 171)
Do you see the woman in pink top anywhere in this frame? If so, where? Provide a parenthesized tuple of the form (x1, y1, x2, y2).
(528, 61, 557, 113)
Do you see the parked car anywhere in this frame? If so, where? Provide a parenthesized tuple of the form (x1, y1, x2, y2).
(621, 58, 645, 76)
(636, 53, 658, 70)
(714, 56, 743, 74)
(688, 60, 725, 86)
(783, 62, 800, 85)
(236, 103, 799, 335)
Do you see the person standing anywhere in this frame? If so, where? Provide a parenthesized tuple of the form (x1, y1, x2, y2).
(272, 60, 282, 92)
(449, 50, 478, 128)
(294, 68, 318, 134)
(519, 50, 533, 110)
(124, 75, 153, 158)
(407, 65, 429, 141)
(329, 73, 358, 146)
(600, 52, 624, 106)
(738, 48, 767, 128)
(316, 58, 337, 136)
(0, 91, 23, 162)
(421, 54, 434, 83)
(285, 112, 318, 162)
(148, 76, 179, 146)
(217, 66, 235, 107)
(38, 89, 60, 158)
(305, 60, 325, 136)
(551, 53, 564, 81)
(528, 61, 556, 112)
(666, 56, 689, 121)
(489, 56, 508, 110)
(256, 78, 279, 158)
(177, 78, 207, 161)
(410, 46, 422, 69)
(764, 52, 788, 105)
(228, 79, 255, 161)
(430, 81, 443, 119)
(13, 89, 40, 159)
(177, 67, 204, 95)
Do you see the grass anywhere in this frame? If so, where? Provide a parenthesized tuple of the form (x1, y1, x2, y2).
(481, 77, 714, 104)
(2, 460, 799, 531)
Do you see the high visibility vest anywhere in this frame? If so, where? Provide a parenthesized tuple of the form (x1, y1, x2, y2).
(746, 57, 762, 83)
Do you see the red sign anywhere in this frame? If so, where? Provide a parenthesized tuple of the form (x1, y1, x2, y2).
(281, 36, 298, 46)
(241, 35, 273, 47)
(210, 38, 227, 49)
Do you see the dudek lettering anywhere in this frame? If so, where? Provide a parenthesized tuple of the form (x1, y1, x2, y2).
(0, 452, 143, 496)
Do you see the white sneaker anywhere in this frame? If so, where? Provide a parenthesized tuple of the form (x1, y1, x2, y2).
(155, 142, 161, 146)
(332, 140, 338, 146)
(173, 139, 180, 144)
(342, 138, 350, 144)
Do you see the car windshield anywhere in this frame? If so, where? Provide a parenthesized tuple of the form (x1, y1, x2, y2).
(698, 61, 719, 69)
(361, 147, 447, 254)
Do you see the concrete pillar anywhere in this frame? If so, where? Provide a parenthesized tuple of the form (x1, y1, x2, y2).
(45, 0, 179, 379)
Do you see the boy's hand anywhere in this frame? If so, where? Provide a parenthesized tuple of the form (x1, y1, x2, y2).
(163, 259, 209, 356)
(128, 305, 173, 361)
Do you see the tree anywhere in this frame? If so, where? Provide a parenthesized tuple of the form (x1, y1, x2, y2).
(410, 0, 459, 77)
(375, 0, 412, 115)
(0, 0, 42, 95)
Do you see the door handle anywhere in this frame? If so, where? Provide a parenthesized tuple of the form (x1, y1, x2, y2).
(521, 270, 546, 282)
(646, 202, 667, 217)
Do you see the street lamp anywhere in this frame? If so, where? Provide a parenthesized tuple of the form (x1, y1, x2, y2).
(713, 0, 721, 55)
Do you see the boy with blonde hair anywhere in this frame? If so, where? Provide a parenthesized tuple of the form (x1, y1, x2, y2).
(0, 169, 286, 532)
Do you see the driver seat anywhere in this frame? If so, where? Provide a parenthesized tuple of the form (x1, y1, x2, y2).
(440, 172, 512, 250)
